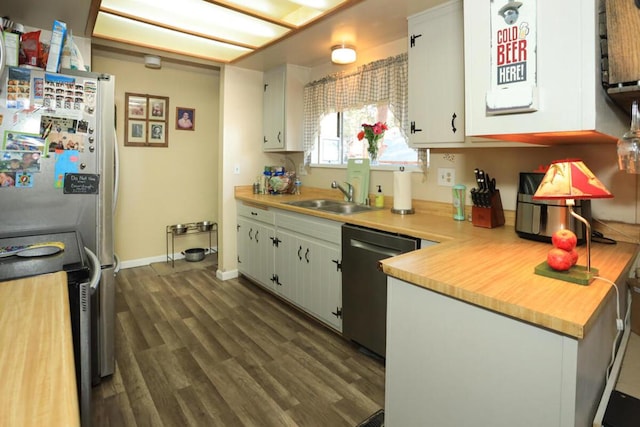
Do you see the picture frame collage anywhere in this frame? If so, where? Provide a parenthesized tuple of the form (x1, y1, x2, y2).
(125, 93, 169, 147)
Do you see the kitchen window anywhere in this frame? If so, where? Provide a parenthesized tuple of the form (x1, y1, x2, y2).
(303, 53, 415, 167)
(311, 104, 419, 166)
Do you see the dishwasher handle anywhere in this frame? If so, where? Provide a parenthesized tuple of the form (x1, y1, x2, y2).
(348, 238, 407, 258)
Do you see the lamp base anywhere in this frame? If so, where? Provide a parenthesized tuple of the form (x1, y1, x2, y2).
(534, 261, 598, 285)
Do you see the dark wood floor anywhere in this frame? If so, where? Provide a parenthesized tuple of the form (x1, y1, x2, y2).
(92, 263, 385, 426)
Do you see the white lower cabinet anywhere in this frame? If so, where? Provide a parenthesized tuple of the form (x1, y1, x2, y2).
(385, 277, 616, 427)
(236, 204, 276, 289)
(237, 203, 343, 332)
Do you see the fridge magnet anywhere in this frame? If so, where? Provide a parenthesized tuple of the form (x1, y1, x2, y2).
(176, 107, 195, 130)
(0, 172, 16, 187)
(486, 0, 538, 115)
(6, 67, 31, 110)
(125, 93, 169, 147)
(54, 149, 79, 188)
(0, 150, 41, 173)
(3, 131, 45, 151)
(48, 131, 84, 152)
(15, 172, 34, 188)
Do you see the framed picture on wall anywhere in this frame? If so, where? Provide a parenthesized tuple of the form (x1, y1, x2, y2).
(124, 93, 169, 147)
(149, 122, 166, 145)
(127, 95, 147, 119)
(176, 107, 195, 131)
(126, 120, 147, 144)
(149, 97, 167, 121)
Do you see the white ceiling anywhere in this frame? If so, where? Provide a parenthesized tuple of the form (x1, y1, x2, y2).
(3, 0, 445, 71)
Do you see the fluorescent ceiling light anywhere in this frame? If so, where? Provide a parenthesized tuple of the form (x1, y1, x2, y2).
(93, 0, 352, 63)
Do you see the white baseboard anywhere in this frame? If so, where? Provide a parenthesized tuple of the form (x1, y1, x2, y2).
(216, 269, 238, 281)
(117, 247, 218, 270)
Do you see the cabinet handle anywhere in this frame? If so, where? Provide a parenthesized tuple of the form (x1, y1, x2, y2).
(255, 229, 259, 243)
(410, 33, 422, 48)
(271, 237, 281, 247)
(410, 121, 422, 134)
(264, 83, 269, 92)
(249, 228, 254, 240)
(331, 307, 342, 318)
(305, 248, 310, 263)
(451, 113, 458, 133)
(263, 136, 267, 144)
(332, 259, 341, 271)
(298, 245, 303, 261)
(277, 131, 282, 143)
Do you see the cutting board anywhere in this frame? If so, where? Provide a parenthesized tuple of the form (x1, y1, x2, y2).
(346, 158, 370, 205)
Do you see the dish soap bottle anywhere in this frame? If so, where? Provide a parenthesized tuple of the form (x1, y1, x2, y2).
(375, 185, 384, 208)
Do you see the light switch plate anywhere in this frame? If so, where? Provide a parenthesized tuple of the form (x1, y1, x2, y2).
(437, 168, 455, 187)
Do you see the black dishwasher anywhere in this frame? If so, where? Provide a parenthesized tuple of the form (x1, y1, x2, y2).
(341, 224, 423, 358)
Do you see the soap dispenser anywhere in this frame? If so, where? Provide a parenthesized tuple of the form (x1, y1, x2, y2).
(375, 185, 384, 208)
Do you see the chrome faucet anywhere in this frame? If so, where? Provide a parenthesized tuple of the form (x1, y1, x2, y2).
(331, 181, 354, 202)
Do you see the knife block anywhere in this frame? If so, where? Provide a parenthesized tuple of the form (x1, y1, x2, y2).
(472, 190, 505, 228)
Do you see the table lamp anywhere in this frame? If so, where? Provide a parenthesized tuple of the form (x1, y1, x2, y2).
(532, 159, 613, 284)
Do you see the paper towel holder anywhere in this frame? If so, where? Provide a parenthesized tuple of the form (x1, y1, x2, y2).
(391, 166, 415, 215)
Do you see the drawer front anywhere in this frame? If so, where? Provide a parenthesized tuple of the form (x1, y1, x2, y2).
(276, 211, 341, 244)
(237, 203, 275, 225)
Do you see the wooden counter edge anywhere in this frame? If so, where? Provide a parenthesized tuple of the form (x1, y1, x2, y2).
(0, 271, 80, 427)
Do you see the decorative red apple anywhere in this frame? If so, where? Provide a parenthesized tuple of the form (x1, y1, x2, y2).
(547, 248, 574, 271)
(568, 248, 579, 266)
(551, 229, 577, 251)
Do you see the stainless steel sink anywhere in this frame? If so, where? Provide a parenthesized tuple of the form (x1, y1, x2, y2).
(284, 199, 373, 215)
(316, 203, 373, 215)
(285, 199, 343, 209)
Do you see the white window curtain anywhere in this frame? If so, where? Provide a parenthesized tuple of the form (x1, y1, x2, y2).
(302, 53, 409, 165)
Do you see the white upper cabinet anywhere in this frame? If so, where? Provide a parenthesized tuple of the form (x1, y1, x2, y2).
(463, 0, 626, 144)
(408, 0, 465, 147)
(262, 64, 309, 152)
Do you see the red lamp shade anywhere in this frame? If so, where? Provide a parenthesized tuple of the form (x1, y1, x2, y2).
(532, 159, 613, 200)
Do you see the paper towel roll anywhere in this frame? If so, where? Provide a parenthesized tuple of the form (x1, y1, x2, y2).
(393, 171, 412, 211)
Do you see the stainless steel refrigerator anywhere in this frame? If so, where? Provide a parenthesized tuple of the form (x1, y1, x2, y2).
(0, 66, 116, 379)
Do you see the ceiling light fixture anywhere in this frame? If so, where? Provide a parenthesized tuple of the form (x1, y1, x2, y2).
(144, 55, 162, 69)
(331, 45, 356, 64)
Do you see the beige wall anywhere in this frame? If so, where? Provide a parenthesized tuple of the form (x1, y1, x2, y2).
(92, 49, 220, 265)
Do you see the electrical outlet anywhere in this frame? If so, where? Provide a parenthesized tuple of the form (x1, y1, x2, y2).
(437, 168, 455, 187)
(233, 164, 240, 174)
(298, 163, 307, 176)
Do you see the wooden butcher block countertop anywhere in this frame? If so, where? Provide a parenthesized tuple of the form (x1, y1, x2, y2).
(236, 186, 639, 339)
(0, 271, 80, 427)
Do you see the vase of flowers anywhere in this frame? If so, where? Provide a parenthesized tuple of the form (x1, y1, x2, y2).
(357, 122, 388, 162)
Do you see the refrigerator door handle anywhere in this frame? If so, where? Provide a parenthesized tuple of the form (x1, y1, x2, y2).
(84, 247, 102, 291)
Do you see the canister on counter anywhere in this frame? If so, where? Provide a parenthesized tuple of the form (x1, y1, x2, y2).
(452, 184, 466, 221)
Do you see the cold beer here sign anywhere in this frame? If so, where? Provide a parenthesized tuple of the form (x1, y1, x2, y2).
(486, 0, 538, 115)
